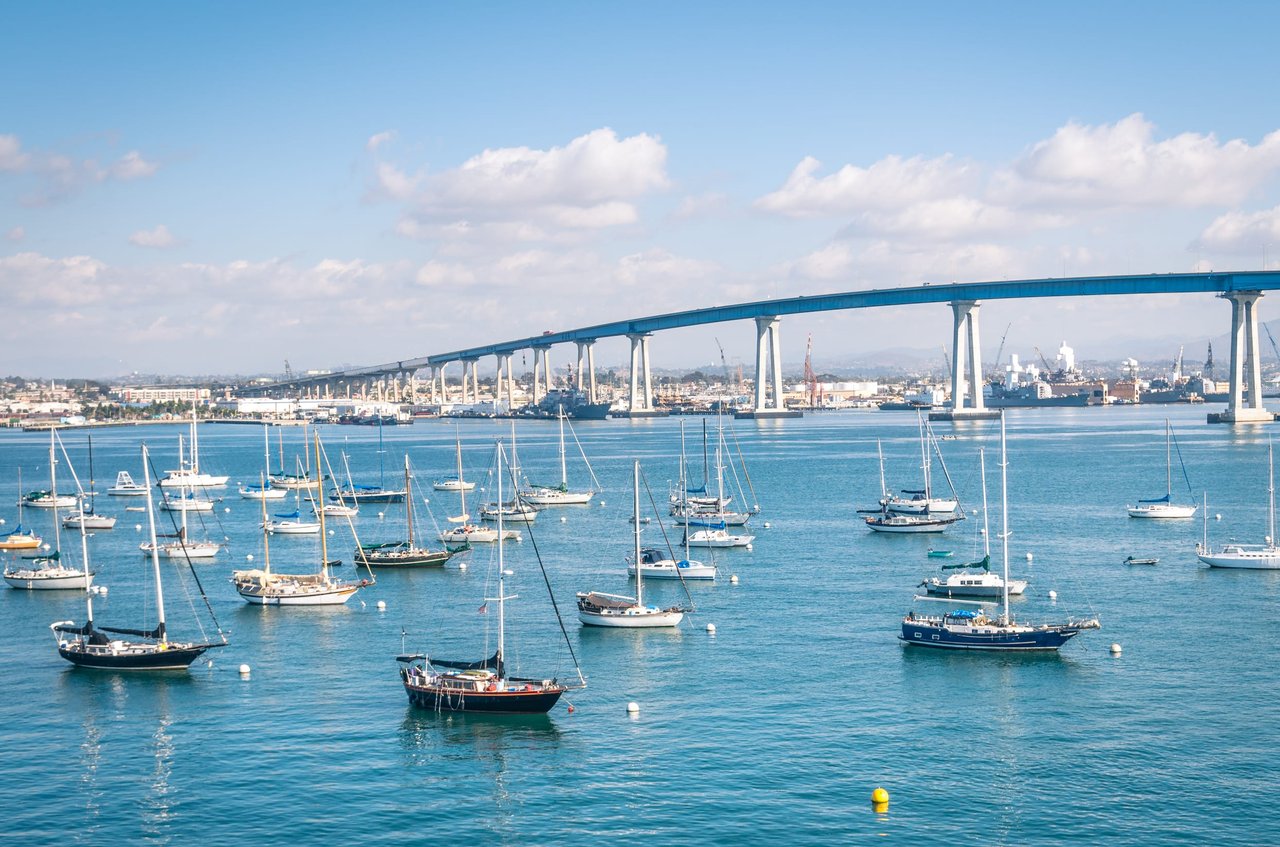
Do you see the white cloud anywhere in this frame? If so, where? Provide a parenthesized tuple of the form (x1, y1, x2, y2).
(415, 260, 475, 287)
(0, 134, 31, 171)
(0, 252, 114, 307)
(380, 128, 669, 242)
(367, 131, 396, 152)
(755, 154, 974, 218)
(129, 224, 177, 248)
(1197, 206, 1280, 253)
(997, 113, 1280, 208)
(6, 226, 24, 242)
(673, 192, 729, 219)
(110, 150, 159, 181)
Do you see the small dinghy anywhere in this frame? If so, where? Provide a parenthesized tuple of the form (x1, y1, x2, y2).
(1124, 555, 1160, 566)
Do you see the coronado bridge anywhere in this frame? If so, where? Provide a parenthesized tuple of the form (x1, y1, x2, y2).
(260, 271, 1280, 424)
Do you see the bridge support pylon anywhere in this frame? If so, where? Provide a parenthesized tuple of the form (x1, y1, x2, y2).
(624, 333, 666, 417)
(575, 340, 598, 403)
(932, 300, 1000, 422)
(737, 316, 800, 419)
(1210, 290, 1273, 423)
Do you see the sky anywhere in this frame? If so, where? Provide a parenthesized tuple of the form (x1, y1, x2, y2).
(5, 1, 1280, 379)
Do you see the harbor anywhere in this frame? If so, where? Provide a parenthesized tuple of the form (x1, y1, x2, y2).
(1, 405, 1277, 844)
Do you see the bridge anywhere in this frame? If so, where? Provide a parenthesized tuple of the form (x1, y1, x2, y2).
(263, 271, 1280, 424)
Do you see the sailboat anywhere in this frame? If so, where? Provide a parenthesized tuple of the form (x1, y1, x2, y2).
(5, 431, 93, 589)
(668, 416, 757, 526)
(882, 414, 960, 515)
(920, 448, 1028, 598)
(241, 426, 289, 500)
(1127, 419, 1197, 518)
(268, 424, 323, 489)
(356, 455, 463, 567)
(397, 441, 584, 712)
(433, 426, 476, 491)
(900, 417, 1100, 651)
(159, 405, 229, 488)
(233, 434, 367, 605)
(51, 443, 228, 668)
(864, 441, 961, 534)
(439, 440, 519, 544)
(263, 479, 321, 535)
(579, 462, 691, 626)
(62, 436, 117, 530)
(682, 435, 755, 548)
(315, 452, 360, 517)
(0, 469, 43, 551)
(1196, 440, 1280, 568)
(519, 407, 598, 506)
(328, 417, 405, 503)
(480, 424, 541, 523)
(141, 480, 223, 559)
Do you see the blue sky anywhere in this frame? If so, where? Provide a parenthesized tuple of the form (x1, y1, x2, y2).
(5, 2, 1280, 378)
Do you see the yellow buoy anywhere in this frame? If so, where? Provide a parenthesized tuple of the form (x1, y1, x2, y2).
(871, 787, 889, 805)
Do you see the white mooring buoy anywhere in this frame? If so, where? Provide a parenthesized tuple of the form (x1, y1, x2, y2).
(376, 600, 387, 611)
(729, 574, 739, 584)
(1110, 643, 1122, 655)
(706, 623, 716, 634)
(239, 664, 251, 676)
(1025, 552, 1033, 561)
(458, 562, 468, 571)
(1048, 590, 1058, 600)
(626, 701, 640, 714)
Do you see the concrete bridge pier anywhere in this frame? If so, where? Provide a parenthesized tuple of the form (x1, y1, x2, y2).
(495, 353, 515, 412)
(575, 340, 598, 401)
(738, 315, 800, 419)
(625, 333, 665, 417)
(933, 300, 999, 421)
(532, 346, 552, 404)
(1211, 290, 1273, 423)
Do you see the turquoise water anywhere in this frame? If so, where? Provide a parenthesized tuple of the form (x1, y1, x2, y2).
(1, 407, 1277, 846)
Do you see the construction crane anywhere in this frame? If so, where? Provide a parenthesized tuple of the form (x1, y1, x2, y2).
(991, 322, 1012, 379)
(1265, 324, 1280, 364)
(803, 334, 819, 409)
(1033, 346, 1053, 374)
(940, 346, 951, 376)
(714, 337, 735, 397)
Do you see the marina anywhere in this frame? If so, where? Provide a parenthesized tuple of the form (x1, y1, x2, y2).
(1, 406, 1277, 844)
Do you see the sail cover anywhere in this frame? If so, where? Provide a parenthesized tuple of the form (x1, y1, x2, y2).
(1137, 494, 1171, 504)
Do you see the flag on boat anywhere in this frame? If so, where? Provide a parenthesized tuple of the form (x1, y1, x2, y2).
(477, 603, 488, 614)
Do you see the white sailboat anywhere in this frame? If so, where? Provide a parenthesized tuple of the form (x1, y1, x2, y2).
(62, 436, 117, 530)
(233, 433, 366, 605)
(882, 414, 960, 515)
(682, 436, 754, 548)
(1127, 419, 1197, 519)
(920, 448, 1027, 598)
(439, 440, 519, 544)
(159, 407, 229, 488)
(5, 431, 93, 590)
(433, 427, 476, 491)
(263, 483, 321, 535)
(864, 440, 960, 534)
(668, 416, 757, 526)
(1196, 440, 1280, 569)
(141, 476, 223, 559)
(241, 426, 289, 500)
(578, 461, 688, 627)
(520, 407, 598, 506)
(315, 452, 360, 517)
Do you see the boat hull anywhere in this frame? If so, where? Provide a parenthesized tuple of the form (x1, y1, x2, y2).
(141, 543, 221, 559)
(866, 518, 955, 533)
(924, 578, 1028, 598)
(521, 490, 594, 506)
(402, 681, 564, 713)
(627, 563, 716, 580)
(5, 570, 94, 590)
(1197, 552, 1280, 569)
(899, 620, 1089, 650)
(57, 641, 211, 670)
(62, 515, 117, 529)
(1128, 505, 1197, 519)
(355, 548, 453, 568)
(236, 585, 358, 605)
(577, 609, 685, 627)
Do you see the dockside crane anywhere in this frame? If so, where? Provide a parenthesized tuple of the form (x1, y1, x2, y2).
(990, 322, 1012, 379)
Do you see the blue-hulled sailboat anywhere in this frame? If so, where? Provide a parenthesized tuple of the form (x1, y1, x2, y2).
(900, 417, 1099, 651)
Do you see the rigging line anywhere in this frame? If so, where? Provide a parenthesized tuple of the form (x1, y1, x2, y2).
(318, 438, 374, 582)
(641, 467, 696, 611)
(499, 439, 585, 686)
(927, 420, 963, 509)
(1171, 428, 1195, 498)
(564, 416, 604, 492)
(724, 417, 760, 508)
(145, 447, 227, 644)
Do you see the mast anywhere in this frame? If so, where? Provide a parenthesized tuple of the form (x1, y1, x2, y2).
(919, 413, 931, 499)
(1165, 419, 1173, 500)
(980, 447, 990, 559)
(48, 430, 62, 555)
(999, 416, 1010, 623)
(87, 434, 96, 513)
(316, 432, 329, 578)
(455, 429, 467, 519)
(558, 405, 568, 488)
(64, 434, 95, 627)
(877, 439, 887, 501)
(1270, 438, 1276, 549)
(260, 473, 271, 577)
(633, 460, 643, 607)
(142, 446, 168, 642)
(190, 403, 200, 475)
(377, 416, 386, 489)
(679, 420, 688, 502)
(702, 418, 709, 491)
(404, 454, 414, 547)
